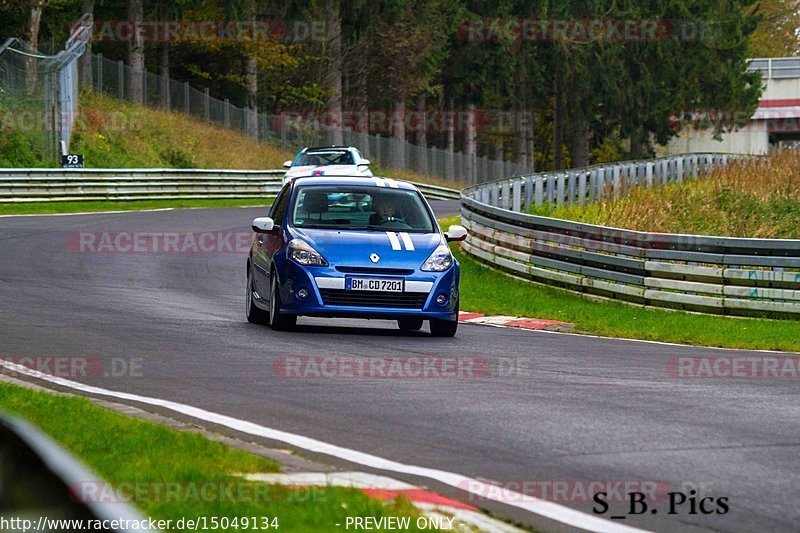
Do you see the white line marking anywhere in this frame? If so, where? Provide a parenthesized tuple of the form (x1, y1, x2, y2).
(0, 208, 179, 218)
(0, 359, 647, 533)
(0, 204, 271, 218)
(399, 232, 414, 251)
(241, 472, 418, 490)
(386, 231, 402, 250)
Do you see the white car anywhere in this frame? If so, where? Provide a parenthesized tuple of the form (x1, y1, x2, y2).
(282, 146, 373, 183)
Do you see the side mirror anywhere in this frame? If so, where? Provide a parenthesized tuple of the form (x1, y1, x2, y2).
(283, 160, 293, 168)
(358, 158, 371, 166)
(445, 225, 468, 242)
(252, 217, 275, 233)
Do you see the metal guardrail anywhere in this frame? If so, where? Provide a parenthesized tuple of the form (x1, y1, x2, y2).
(460, 153, 800, 318)
(0, 169, 461, 202)
(0, 412, 156, 532)
(747, 57, 800, 80)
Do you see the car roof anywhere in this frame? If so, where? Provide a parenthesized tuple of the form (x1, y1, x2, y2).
(292, 176, 418, 191)
(304, 146, 357, 152)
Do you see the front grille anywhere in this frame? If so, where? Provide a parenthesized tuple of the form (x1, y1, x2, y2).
(320, 289, 427, 309)
(336, 266, 415, 275)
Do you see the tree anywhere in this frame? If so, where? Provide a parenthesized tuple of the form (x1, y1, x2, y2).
(368, 0, 451, 167)
(748, 0, 800, 56)
(79, 0, 95, 90)
(127, 0, 144, 104)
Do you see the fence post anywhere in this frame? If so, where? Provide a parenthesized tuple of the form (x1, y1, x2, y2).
(677, 156, 684, 182)
(204, 88, 210, 122)
(556, 173, 565, 206)
(612, 165, 621, 199)
(546, 174, 555, 203)
(524, 176, 533, 209)
(117, 60, 124, 100)
(567, 171, 575, 204)
(501, 181, 511, 209)
(578, 171, 587, 206)
(534, 174, 544, 205)
(183, 82, 189, 114)
(224, 98, 230, 127)
(646, 162, 653, 188)
(512, 179, 521, 211)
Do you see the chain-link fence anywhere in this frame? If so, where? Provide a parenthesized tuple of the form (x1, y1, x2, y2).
(90, 52, 527, 183)
(0, 16, 91, 161)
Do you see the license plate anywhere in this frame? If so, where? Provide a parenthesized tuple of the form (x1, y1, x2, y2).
(347, 277, 404, 292)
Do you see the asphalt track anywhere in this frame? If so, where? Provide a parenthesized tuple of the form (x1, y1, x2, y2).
(0, 201, 798, 532)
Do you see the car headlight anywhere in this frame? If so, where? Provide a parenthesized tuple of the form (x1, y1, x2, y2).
(288, 239, 328, 266)
(421, 243, 453, 272)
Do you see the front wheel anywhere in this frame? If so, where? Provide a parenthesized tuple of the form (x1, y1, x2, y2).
(429, 317, 458, 337)
(269, 274, 297, 331)
(429, 297, 459, 337)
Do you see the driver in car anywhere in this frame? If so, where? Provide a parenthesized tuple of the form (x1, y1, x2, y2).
(370, 195, 404, 225)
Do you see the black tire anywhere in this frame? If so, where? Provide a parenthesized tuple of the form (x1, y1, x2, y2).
(246, 266, 270, 325)
(429, 318, 458, 337)
(429, 298, 458, 337)
(398, 318, 423, 331)
(269, 273, 297, 331)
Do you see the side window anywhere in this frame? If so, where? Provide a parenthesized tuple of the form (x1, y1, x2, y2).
(270, 186, 291, 226)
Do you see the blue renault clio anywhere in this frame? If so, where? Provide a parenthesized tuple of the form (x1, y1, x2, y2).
(246, 176, 467, 336)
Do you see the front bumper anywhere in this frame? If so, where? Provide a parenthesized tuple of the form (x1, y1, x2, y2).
(275, 258, 459, 321)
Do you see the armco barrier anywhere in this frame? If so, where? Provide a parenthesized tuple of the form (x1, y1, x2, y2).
(0, 169, 460, 202)
(0, 412, 156, 532)
(460, 154, 800, 317)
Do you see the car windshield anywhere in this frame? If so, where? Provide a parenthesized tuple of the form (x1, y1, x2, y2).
(291, 185, 435, 233)
(295, 150, 354, 166)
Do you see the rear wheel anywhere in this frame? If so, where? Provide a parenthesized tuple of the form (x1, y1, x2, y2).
(269, 273, 297, 331)
(398, 318, 423, 331)
(246, 267, 269, 325)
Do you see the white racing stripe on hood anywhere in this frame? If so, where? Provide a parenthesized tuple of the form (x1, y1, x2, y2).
(399, 232, 414, 251)
(385, 178, 399, 188)
(386, 231, 402, 250)
(373, 177, 386, 187)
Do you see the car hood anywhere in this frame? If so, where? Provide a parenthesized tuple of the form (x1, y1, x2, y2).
(284, 165, 373, 178)
(290, 227, 443, 269)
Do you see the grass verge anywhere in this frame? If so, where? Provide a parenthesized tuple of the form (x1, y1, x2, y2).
(528, 151, 800, 239)
(0, 198, 275, 216)
(438, 216, 800, 352)
(0, 382, 430, 531)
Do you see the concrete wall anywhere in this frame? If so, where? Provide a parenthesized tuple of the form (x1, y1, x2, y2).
(762, 78, 800, 100)
(664, 121, 769, 155)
